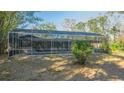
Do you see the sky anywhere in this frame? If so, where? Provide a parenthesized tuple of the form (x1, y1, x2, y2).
(34, 11, 106, 30)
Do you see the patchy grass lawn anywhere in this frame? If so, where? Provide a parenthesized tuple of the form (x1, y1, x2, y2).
(0, 51, 124, 81)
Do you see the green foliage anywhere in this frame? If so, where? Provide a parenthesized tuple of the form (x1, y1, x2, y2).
(0, 11, 42, 54)
(110, 41, 124, 51)
(111, 42, 119, 51)
(110, 26, 120, 42)
(100, 41, 112, 54)
(87, 16, 108, 34)
(99, 36, 112, 54)
(71, 41, 93, 65)
(97, 16, 108, 28)
(33, 22, 56, 30)
(0, 12, 18, 54)
(87, 18, 99, 33)
(75, 22, 85, 31)
(16, 12, 43, 28)
(62, 16, 108, 34)
(62, 18, 76, 31)
(111, 26, 118, 34)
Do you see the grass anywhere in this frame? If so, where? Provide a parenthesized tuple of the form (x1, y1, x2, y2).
(0, 52, 124, 81)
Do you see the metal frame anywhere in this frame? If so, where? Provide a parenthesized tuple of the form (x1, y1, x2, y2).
(8, 29, 103, 57)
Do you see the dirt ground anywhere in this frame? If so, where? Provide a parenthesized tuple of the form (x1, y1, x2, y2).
(0, 51, 124, 81)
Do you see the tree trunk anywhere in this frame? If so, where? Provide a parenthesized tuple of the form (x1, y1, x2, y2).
(0, 40, 8, 55)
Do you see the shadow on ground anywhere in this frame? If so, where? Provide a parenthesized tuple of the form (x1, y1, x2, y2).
(0, 52, 124, 81)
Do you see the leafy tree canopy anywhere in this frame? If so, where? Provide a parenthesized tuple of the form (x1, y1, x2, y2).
(0, 11, 42, 54)
(33, 22, 56, 30)
(62, 18, 76, 31)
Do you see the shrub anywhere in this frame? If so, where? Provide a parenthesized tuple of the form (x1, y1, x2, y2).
(71, 41, 93, 65)
(110, 42, 119, 51)
(110, 41, 124, 51)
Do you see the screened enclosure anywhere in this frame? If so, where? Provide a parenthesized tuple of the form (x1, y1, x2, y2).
(8, 29, 103, 56)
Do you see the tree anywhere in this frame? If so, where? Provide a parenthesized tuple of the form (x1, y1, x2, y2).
(0, 11, 42, 54)
(0, 12, 17, 54)
(97, 16, 108, 34)
(87, 18, 100, 33)
(106, 12, 122, 41)
(62, 18, 76, 31)
(33, 22, 56, 30)
(110, 26, 119, 41)
(118, 33, 124, 49)
(75, 22, 86, 31)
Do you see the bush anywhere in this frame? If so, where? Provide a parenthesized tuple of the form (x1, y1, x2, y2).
(110, 42, 119, 51)
(71, 41, 93, 65)
(110, 41, 124, 51)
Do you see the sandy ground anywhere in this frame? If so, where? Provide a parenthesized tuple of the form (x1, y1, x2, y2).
(0, 51, 124, 81)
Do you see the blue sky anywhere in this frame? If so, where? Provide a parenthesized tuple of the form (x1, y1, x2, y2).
(35, 11, 106, 30)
